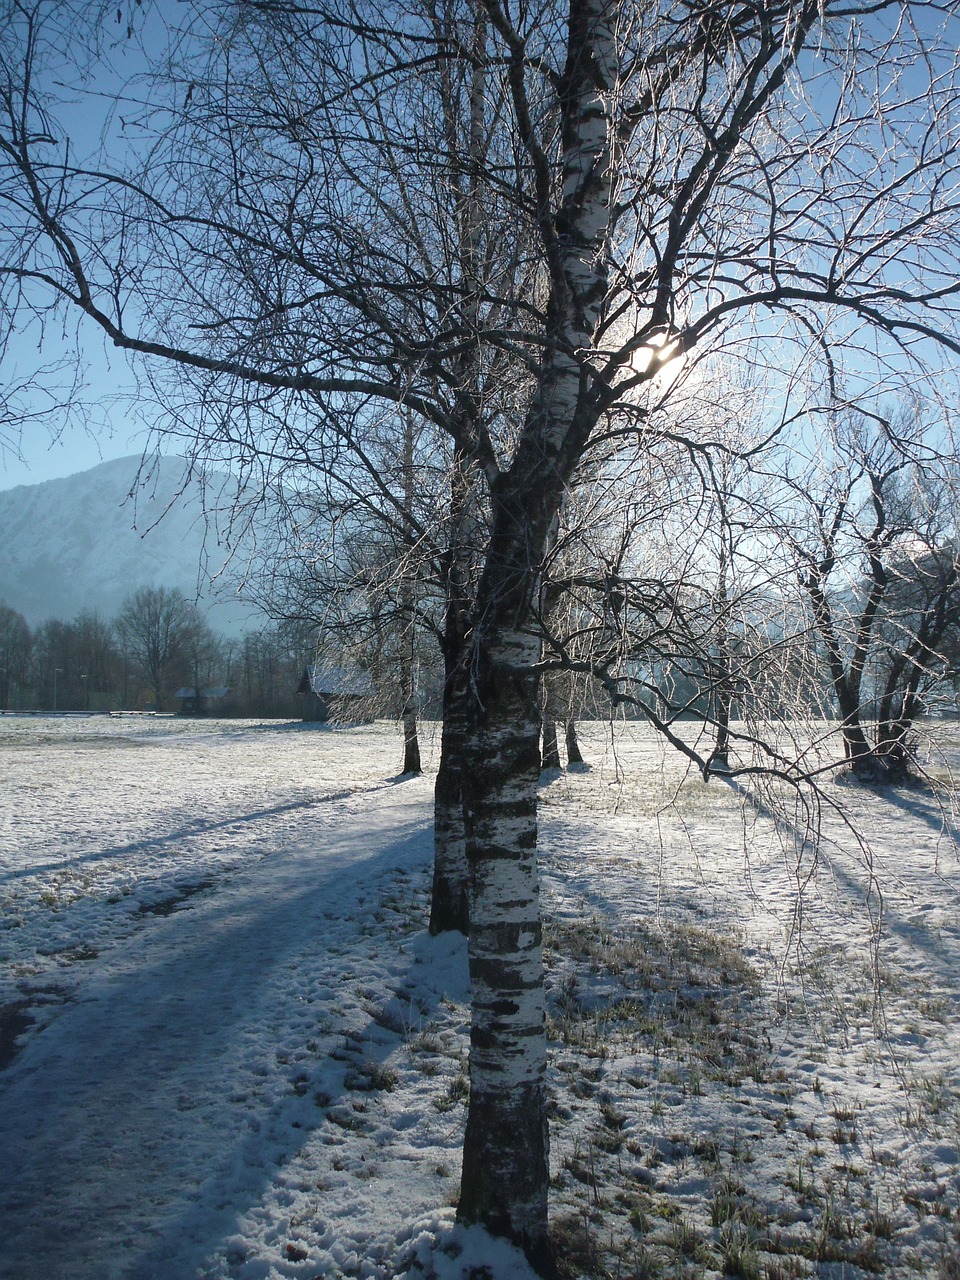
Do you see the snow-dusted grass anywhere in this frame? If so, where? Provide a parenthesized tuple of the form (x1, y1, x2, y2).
(1, 715, 959, 1279)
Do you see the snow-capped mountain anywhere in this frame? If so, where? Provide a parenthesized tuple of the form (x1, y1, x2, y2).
(0, 455, 264, 632)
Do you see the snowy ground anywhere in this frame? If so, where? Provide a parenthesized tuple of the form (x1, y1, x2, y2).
(1, 715, 959, 1280)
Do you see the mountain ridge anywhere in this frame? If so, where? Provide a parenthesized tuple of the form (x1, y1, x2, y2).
(0, 454, 263, 633)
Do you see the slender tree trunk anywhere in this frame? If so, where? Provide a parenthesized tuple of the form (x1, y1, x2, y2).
(565, 718, 584, 765)
(712, 705, 731, 768)
(400, 410, 422, 776)
(541, 712, 561, 771)
(430, 445, 478, 934)
(430, 628, 470, 934)
(401, 690, 421, 774)
(709, 531, 732, 773)
(709, 646, 732, 772)
(428, 2, 487, 929)
(454, 0, 618, 1266)
(710, 665, 731, 772)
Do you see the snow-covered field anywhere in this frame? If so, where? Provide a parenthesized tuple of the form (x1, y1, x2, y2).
(1, 715, 959, 1280)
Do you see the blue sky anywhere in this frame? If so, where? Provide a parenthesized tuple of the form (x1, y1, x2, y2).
(3, 3, 957, 493)
(1, 324, 151, 491)
(0, 4, 166, 491)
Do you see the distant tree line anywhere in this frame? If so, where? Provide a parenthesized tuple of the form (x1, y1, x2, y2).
(0, 586, 314, 716)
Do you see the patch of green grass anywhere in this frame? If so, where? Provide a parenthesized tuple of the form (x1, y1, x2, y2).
(433, 1072, 468, 1112)
(718, 1221, 764, 1279)
(710, 1175, 745, 1227)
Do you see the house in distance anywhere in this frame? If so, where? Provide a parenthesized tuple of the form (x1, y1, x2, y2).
(297, 665, 376, 723)
(175, 686, 231, 716)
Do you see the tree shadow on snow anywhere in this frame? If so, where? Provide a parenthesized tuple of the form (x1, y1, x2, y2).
(1, 789, 370, 883)
(719, 775, 960, 992)
(0, 814, 460, 1280)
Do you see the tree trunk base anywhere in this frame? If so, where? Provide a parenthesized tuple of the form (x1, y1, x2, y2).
(541, 718, 561, 771)
(458, 1077, 557, 1278)
(401, 706, 422, 775)
(838, 757, 919, 787)
(564, 721, 584, 767)
(706, 750, 731, 776)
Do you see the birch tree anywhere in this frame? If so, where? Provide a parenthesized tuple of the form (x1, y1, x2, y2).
(5, 0, 960, 1269)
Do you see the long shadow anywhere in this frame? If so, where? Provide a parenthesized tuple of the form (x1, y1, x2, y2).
(718, 776, 960, 988)
(132, 920, 469, 1280)
(871, 782, 960, 844)
(1, 790, 365, 882)
(0, 809, 446, 1280)
(541, 777, 960, 996)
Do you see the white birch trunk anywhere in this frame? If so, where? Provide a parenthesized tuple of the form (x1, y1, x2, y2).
(458, 625, 550, 1266)
(455, 0, 618, 1269)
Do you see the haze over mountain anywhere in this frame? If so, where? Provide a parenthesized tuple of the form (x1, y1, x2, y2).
(0, 455, 265, 633)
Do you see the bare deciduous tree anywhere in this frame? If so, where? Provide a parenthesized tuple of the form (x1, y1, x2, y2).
(785, 411, 960, 781)
(5, 0, 960, 1269)
(116, 585, 203, 710)
(0, 600, 30, 707)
